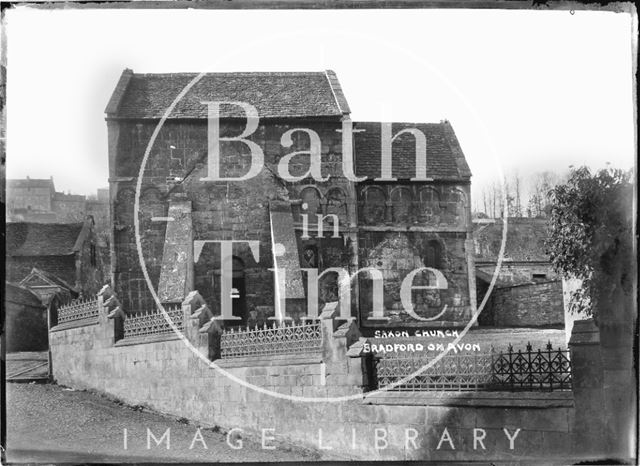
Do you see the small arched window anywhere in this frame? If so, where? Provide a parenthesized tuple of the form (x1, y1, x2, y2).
(390, 188, 412, 223)
(450, 188, 467, 220)
(419, 187, 440, 221)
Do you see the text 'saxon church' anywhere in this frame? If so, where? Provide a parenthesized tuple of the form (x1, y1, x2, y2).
(105, 69, 475, 329)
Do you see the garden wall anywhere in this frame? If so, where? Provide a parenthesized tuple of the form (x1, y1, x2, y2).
(489, 280, 564, 327)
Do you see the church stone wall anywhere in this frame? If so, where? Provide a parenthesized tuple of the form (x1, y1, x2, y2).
(355, 182, 473, 328)
(358, 231, 471, 327)
(108, 115, 475, 327)
(109, 118, 351, 317)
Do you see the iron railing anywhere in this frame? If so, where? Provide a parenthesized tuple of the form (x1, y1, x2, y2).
(491, 342, 572, 390)
(375, 342, 571, 391)
(57, 298, 100, 324)
(220, 320, 323, 359)
(122, 304, 183, 339)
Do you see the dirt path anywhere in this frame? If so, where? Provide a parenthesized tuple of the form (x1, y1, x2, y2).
(4, 382, 320, 463)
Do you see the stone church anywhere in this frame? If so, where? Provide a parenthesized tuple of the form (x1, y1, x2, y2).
(105, 69, 474, 330)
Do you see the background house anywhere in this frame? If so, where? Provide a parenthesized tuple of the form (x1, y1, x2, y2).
(18, 267, 78, 307)
(6, 177, 109, 224)
(6, 218, 104, 298)
(6, 177, 58, 222)
(473, 217, 564, 327)
(4, 283, 48, 352)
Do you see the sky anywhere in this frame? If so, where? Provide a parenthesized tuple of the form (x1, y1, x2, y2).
(4, 7, 637, 208)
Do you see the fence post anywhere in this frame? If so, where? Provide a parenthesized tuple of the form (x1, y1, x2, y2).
(182, 291, 214, 349)
(97, 284, 112, 322)
(103, 287, 124, 343)
(346, 337, 379, 391)
(96, 284, 117, 344)
(319, 302, 342, 363)
(319, 301, 365, 389)
(199, 317, 224, 361)
(545, 341, 553, 390)
(568, 319, 606, 457)
(183, 291, 221, 360)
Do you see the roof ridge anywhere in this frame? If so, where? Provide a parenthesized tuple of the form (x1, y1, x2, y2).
(108, 69, 345, 119)
(441, 120, 472, 179)
(354, 121, 447, 126)
(324, 70, 351, 115)
(132, 71, 328, 78)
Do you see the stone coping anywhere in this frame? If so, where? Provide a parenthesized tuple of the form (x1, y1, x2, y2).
(50, 318, 100, 332)
(214, 352, 323, 369)
(115, 333, 182, 347)
(363, 390, 574, 408)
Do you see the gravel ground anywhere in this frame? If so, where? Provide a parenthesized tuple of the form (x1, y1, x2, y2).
(4, 382, 321, 463)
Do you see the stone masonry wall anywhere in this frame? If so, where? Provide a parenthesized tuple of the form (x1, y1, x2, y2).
(476, 263, 559, 287)
(48, 288, 582, 462)
(358, 231, 471, 327)
(110, 119, 349, 317)
(7, 186, 52, 212)
(489, 281, 564, 327)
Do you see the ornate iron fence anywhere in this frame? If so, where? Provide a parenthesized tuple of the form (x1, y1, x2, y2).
(220, 320, 323, 359)
(57, 298, 100, 324)
(123, 305, 184, 339)
(375, 342, 571, 391)
(492, 343, 572, 390)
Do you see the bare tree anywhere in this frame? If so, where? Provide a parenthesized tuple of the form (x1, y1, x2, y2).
(513, 171, 522, 217)
(527, 170, 564, 217)
(474, 169, 567, 218)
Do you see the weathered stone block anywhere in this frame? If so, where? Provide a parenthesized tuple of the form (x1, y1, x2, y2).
(427, 406, 476, 428)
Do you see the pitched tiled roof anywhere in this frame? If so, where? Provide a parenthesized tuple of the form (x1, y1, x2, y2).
(473, 218, 551, 263)
(353, 121, 471, 181)
(106, 69, 349, 119)
(5, 283, 45, 308)
(6, 222, 86, 257)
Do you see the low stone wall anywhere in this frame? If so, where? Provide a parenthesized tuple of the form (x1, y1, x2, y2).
(490, 280, 564, 327)
(48, 286, 585, 461)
